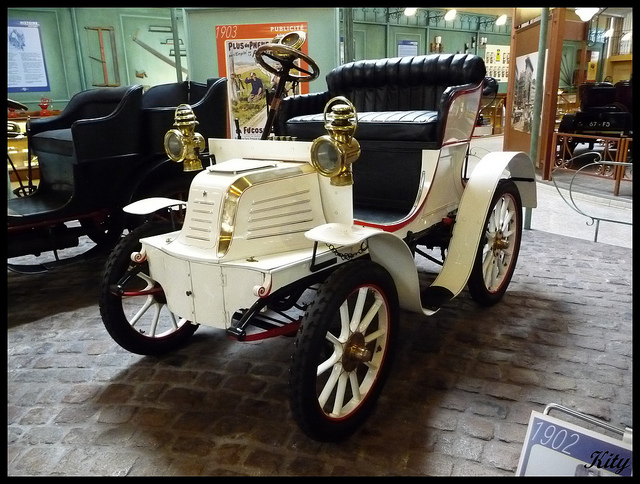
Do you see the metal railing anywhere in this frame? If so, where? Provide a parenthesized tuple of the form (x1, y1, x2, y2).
(551, 152, 632, 243)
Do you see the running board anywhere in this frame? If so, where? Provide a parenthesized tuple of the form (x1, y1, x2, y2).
(7, 244, 109, 274)
(227, 308, 301, 342)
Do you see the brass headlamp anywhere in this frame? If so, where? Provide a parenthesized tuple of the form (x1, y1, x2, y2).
(164, 104, 205, 172)
(310, 96, 360, 186)
(271, 31, 306, 50)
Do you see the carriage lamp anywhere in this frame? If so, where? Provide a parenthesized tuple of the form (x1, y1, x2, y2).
(310, 96, 360, 186)
(164, 104, 205, 172)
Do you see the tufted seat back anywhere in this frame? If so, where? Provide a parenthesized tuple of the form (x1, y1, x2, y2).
(327, 54, 485, 112)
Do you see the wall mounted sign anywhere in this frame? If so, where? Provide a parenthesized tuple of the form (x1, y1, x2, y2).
(215, 22, 309, 139)
(397, 40, 418, 57)
(516, 410, 632, 476)
(8, 20, 50, 93)
(483, 44, 510, 83)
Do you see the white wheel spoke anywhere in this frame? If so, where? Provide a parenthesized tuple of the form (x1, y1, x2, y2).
(349, 287, 368, 333)
(332, 372, 349, 416)
(317, 348, 341, 376)
(356, 298, 382, 334)
(364, 327, 386, 344)
(500, 208, 514, 231)
(148, 303, 162, 337)
(482, 251, 494, 276)
(318, 364, 341, 407)
(349, 372, 361, 403)
(325, 331, 341, 347)
(128, 296, 155, 328)
(338, 302, 350, 341)
(500, 197, 509, 221)
(484, 257, 495, 288)
(168, 312, 179, 330)
(492, 203, 501, 230)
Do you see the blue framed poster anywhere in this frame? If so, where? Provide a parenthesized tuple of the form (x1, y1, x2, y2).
(516, 411, 632, 476)
(8, 20, 51, 92)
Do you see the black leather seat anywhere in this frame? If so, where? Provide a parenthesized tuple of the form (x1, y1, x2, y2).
(276, 53, 486, 148)
(142, 78, 228, 154)
(29, 85, 144, 162)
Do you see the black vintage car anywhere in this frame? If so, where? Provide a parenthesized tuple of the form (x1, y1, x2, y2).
(7, 78, 227, 272)
(558, 79, 632, 145)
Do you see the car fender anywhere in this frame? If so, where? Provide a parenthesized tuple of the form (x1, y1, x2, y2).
(369, 151, 535, 315)
(366, 232, 439, 316)
(305, 225, 433, 316)
(421, 151, 536, 307)
(123, 196, 186, 215)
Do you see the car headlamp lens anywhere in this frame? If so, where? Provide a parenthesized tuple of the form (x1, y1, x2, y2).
(164, 129, 186, 162)
(311, 136, 342, 176)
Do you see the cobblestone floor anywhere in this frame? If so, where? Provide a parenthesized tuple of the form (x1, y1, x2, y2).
(7, 228, 632, 476)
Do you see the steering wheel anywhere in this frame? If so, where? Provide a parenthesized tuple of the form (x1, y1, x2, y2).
(255, 44, 319, 83)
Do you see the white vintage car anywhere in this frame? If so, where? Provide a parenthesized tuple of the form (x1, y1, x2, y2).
(99, 32, 536, 442)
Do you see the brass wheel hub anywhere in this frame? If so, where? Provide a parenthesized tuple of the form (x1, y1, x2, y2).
(342, 332, 372, 372)
(491, 229, 509, 256)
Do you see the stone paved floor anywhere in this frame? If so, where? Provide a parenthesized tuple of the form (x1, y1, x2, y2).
(7, 228, 632, 476)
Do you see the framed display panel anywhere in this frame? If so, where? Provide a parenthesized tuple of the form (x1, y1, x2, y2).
(517, 406, 632, 476)
(8, 19, 51, 93)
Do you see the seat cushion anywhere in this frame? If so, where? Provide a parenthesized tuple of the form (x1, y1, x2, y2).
(31, 128, 74, 157)
(285, 110, 439, 142)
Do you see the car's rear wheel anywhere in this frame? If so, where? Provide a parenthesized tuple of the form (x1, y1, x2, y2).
(467, 180, 522, 306)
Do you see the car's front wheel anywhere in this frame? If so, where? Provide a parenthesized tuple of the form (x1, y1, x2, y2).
(289, 260, 399, 441)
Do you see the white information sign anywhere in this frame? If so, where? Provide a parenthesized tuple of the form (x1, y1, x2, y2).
(516, 411, 632, 476)
(8, 20, 50, 92)
(397, 40, 418, 57)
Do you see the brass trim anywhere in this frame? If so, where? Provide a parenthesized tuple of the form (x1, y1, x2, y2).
(216, 164, 315, 257)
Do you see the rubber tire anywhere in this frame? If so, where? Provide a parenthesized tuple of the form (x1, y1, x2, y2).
(290, 259, 399, 442)
(99, 221, 198, 355)
(467, 180, 523, 307)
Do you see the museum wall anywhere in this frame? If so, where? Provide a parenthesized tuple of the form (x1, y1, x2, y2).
(8, 7, 188, 110)
(183, 8, 339, 94)
(7, 7, 339, 111)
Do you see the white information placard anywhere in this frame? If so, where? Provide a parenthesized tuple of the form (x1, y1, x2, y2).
(8, 20, 50, 92)
(516, 411, 632, 476)
(397, 40, 418, 57)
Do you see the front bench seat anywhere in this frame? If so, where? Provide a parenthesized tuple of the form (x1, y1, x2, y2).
(276, 53, 486, 147)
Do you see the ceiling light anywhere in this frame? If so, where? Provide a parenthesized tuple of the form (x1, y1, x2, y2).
(575, 8, 599, 22)
(444, 9, 457, 21)
(496, 14, 508, 26)
(404, 8, 417, 16)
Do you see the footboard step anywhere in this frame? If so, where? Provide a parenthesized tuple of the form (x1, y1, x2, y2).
(420, 285, 454, 311)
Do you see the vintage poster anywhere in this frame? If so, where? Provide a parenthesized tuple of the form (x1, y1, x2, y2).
(216, 22, 309, 139)
(512, 52, 538, 134)
(8, 20, 50, 92)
